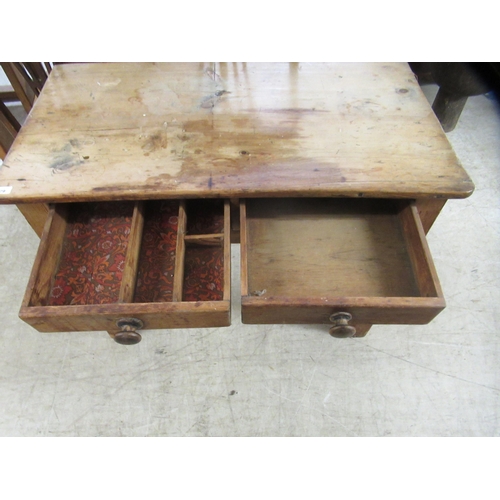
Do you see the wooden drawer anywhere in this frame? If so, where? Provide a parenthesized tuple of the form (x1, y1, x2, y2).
(20, 199, 231, 344)
(240, 198, 445, 337)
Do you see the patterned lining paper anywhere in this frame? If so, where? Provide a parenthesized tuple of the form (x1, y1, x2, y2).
(183, 200, 225, 301)
(183, 245, 224, 301)
(49, 202, 133, 306)
(133, 199, 225, 302)
(186, 199, 225, 235)
(48, 199, 225, 306)
(134, 201, 178, 303)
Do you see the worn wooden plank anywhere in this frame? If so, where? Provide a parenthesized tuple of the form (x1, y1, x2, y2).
(19, 301, 231, 333)
(0, 62, 474, 204)
(416, 198, 447, 234)
(184, 233, 224, 246)
(241, 198, 445, 326)
(399, 203, 444, 299)
(16, 203, 49, 237)
(22, 205, 67, 308)
(240, 200, 249, 297)
(172, 200, 186, 302)
(223, 199, 231, 302)
(118, 201, 145, 303)
(241, 296, 445, 325)
(244, 198, 421, 299)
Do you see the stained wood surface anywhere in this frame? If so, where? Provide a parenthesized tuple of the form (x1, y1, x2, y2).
(0, 63, 473, 204)
(241, 296, 445, 325)
(20, 198, 231, 333)
(223, 199, 231, 302)
(15, 203, 49, 237)
(245, 199, 420, 298)
(172, 201, 187, 302)
(22, 204, 67, 308)
(118, 201, 145, 303)
(240, 198, 444, 325)
(20, 301, 231, 333)
(400, 203, 444, 299)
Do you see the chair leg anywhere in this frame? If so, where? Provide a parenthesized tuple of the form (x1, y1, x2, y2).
(1, 63, 36, 113)
(0, 101, 20, 159)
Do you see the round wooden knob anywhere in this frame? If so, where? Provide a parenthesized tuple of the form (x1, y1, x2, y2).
(114, 318, 144, 345)
(329, 312, 356, 338)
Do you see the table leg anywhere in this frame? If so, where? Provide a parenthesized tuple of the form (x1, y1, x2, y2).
(353, 324, 372, 337)
(16, 203, 49, 237)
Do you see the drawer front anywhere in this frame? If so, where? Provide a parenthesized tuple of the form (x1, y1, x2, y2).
(20, 199, 231, 342)
(21, 302, 231, 333)
(240, 198, 445, 331)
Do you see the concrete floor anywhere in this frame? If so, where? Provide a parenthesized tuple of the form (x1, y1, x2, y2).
(0, 84, 499, 437)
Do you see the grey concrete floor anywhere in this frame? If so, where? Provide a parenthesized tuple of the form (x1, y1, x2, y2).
(0, 85, 499, 437)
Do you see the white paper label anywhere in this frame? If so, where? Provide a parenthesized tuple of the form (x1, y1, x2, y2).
(0, 186, 13, 194)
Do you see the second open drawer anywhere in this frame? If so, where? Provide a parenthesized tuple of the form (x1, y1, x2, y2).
(240, 198, 445, 337)
(20, 199, 231, 344)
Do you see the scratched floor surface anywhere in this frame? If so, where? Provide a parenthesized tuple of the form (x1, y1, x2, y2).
(0, 86, 499, 436)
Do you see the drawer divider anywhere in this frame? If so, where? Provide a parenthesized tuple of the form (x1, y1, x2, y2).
(118, 201, 145, 303)
(172, 200, 187, 302)
(239, 200, 249, 297)
(184, 233, 224, 246)
(223, 199, 231, 301)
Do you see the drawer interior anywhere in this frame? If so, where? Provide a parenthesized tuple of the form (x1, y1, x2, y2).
(25, 198, 230, 310)
(48, 201, 134, 306)
(243, 198, 430, 298)
(241, 198, 444, 326)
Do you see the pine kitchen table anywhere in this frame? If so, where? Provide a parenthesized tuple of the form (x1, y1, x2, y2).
(0, 63, 474, 344)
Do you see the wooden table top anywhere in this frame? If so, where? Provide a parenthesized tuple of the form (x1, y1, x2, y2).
(0, 62, 474, 204)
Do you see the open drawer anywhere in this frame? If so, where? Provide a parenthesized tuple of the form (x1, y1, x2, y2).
(20, 199, 231, 344)
(240, 198, 445, 338)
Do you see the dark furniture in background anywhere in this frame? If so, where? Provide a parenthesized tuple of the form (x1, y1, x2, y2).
(410, 62, 500, 132)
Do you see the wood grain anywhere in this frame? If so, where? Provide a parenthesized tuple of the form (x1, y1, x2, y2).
(240, 200, 249, 297)
(172, 201, 186, 302)
(241, 296, 445, 325)
(22, 205, 67, 307)
(241, 198, 444, 326)
(15, 203, 49, 237)
(245, 198, 420, 298)
(118, 201, 145, 303)
(416, 198, 447, 234)
(223, 199, 231, 302)
(20, 301, 231, 333)
(184, 233, 224, 246)
(399, 203, 444, 299)
(19, 199, 232, 333)
(0, 63, 474, 204)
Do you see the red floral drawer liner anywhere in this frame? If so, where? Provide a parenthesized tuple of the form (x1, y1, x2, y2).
(49, 202, 133, 306)
(48, 199, 225, 306)
(183, 245, 224, 301)
(186, 199, 224, 235)
(134, 201, 178, 303)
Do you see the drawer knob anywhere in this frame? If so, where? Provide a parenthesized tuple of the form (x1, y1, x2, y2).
(329, 312, 356, 338)
(114, 318, 144, 345)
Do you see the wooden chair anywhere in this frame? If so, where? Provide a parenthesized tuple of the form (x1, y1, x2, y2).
(1, 62, 53, 158)
(0, 99, 21, 159)
(1, 62, 51, 113)
(410, 62, 500, 132)
(1, 62, 51, 236)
